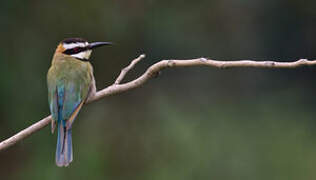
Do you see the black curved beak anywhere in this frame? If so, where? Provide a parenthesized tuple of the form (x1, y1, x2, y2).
(88, 42, 112, 49)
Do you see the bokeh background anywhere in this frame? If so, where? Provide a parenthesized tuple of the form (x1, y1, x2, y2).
(1, 0, 316, 179)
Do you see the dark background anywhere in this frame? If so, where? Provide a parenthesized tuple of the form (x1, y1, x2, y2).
(1, 0, 316, 179)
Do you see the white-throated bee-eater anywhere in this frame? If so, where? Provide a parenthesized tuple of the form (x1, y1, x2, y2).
(47, 38, 111, 167)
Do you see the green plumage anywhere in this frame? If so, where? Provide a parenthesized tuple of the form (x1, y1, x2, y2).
(47, 53, 93, 123)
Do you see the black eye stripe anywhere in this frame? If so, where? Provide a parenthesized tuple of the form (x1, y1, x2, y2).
(63, 47, 88, 55)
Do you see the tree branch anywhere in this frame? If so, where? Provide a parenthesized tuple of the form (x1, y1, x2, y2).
(1, 55, 316, 151)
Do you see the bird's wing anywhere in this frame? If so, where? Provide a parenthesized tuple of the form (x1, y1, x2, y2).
(61, 79, 87, 129)
(48, 61, 92, 131)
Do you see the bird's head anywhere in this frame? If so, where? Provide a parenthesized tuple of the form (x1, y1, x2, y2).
(55, 38, 112, 61)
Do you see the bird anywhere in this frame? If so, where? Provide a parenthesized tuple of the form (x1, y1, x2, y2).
(47, 38, 111, 167)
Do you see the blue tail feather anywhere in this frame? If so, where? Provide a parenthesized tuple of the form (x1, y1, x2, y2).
(56, 122, 73, 167)
(66, 129, 73, 163)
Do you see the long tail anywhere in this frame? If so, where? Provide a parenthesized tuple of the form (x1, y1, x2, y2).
(56, 122, 73, 167)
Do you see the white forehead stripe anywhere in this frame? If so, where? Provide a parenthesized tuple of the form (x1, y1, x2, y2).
(63, 42, 89, 49)
(71, 50, 92, 60)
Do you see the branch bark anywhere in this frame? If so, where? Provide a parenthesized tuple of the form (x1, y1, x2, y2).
(1, 55, 315, 151)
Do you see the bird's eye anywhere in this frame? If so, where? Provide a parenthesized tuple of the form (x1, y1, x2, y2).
(63, 46, 84, 55)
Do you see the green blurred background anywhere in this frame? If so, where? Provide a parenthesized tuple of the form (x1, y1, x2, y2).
(1, 0, 316, 179)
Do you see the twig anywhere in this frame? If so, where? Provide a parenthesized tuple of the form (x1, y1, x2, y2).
(1, 55, 316, 151)
(114, 54, 146, 84)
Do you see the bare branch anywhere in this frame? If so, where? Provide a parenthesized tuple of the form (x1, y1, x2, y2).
(1, 55, 316, 151)
(0, 116, 52, 151)
(114, 54, 146, 84)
